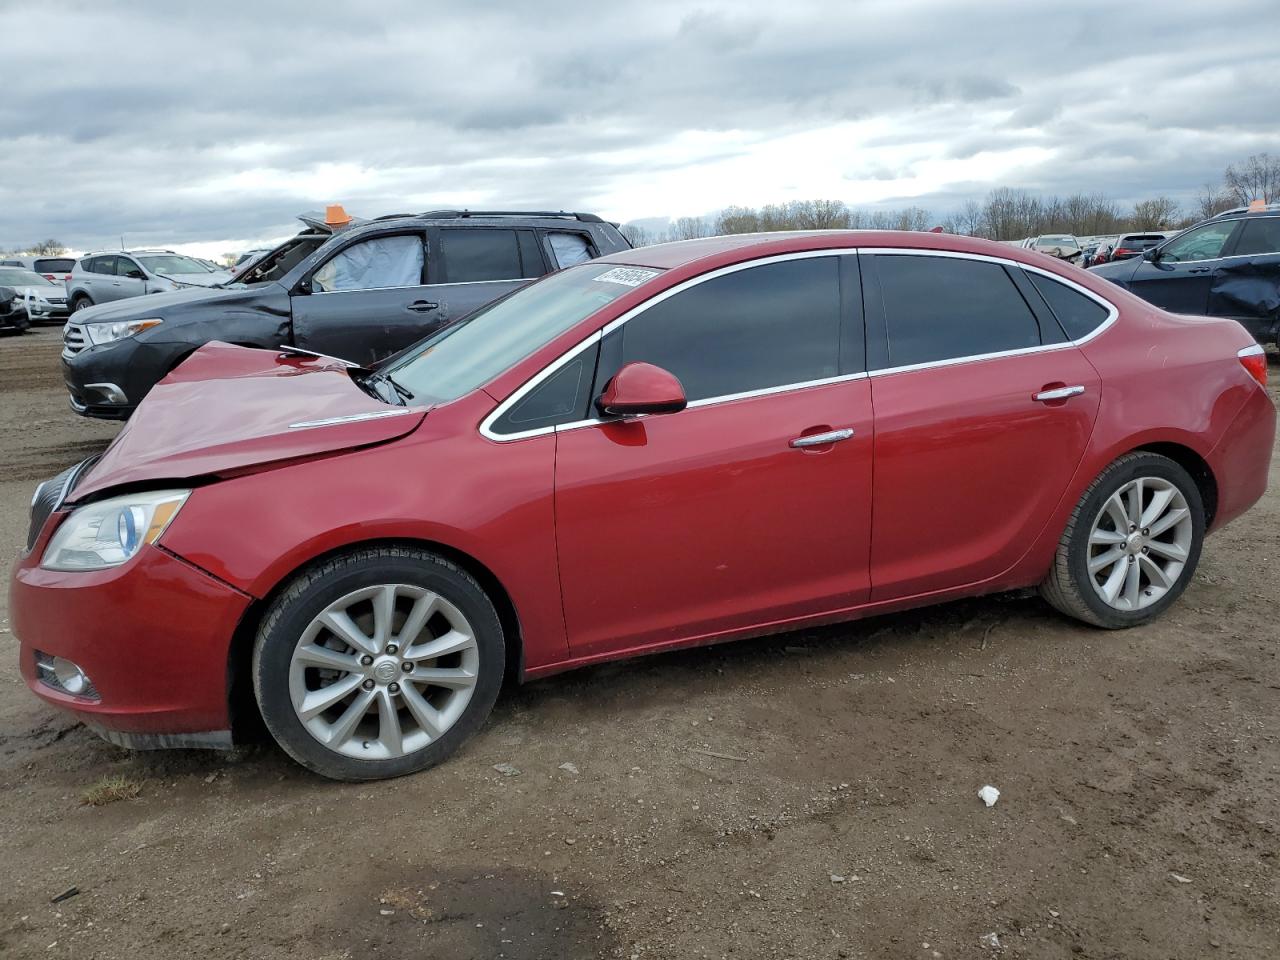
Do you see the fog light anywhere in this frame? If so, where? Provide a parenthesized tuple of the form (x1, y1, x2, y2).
(34, 651, 100, 700)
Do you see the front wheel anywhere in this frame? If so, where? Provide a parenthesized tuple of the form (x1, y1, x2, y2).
(1041, 452, 1205, 628)
(253, 547, 505, 781)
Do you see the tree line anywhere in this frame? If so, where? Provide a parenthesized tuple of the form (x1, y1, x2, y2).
(623, 152, 1280, 246)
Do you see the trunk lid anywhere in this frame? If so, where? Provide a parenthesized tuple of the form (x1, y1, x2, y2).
(70, 342, 424, 501)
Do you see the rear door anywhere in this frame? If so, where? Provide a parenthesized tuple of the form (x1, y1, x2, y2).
(89, 256, 128, 303)
(1208, 216, 1280, 339)
(421, 226, 546, 323)
(290, 231, 436, 365)
(553, 254, 875, 657)
(1127, 220, 1242, 315)
(864, 252, 1102, 600)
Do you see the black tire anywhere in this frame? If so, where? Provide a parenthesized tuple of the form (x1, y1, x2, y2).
(252, 546, 505, 781)
(71, 295, 93, 312)
(1041, 452, 1205, 628)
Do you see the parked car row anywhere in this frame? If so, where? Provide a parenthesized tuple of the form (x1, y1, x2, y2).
(12, 227, 1275, 780)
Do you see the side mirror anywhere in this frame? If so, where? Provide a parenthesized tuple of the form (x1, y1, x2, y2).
(295, 278, 312, 295)
(1142, 246, 1160, 262)
(125, 269, 145, 280)
(596, 362, 687, 418)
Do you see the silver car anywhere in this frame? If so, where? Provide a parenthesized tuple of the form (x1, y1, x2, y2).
(66, 250, 231, 312)
(0, 266, 70, 322)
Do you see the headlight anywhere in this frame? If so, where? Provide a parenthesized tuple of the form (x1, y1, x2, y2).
(83, 317, 163, 346)
(41, 489, 189, 571)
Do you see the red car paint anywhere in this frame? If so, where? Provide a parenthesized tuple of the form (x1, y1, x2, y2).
(10, 231, 1275, 742)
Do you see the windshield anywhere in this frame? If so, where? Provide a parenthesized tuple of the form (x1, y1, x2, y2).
(0, 267, 54, 286)
(138, 254, 215, 275)
(386, 262, 663, 404)
(231, 235, 326, 285)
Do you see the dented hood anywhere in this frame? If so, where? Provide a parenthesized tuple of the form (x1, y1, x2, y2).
(71, 342, 425, 501)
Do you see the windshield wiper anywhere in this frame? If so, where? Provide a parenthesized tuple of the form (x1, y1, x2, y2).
(361, 371, 414, 405)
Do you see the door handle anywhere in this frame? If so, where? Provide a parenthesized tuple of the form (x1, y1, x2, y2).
(1188, 267, 1211, 274)
(790, 428, 855, 448)
(406, 300, 439, 312)
(1033, 385, 1085, 402)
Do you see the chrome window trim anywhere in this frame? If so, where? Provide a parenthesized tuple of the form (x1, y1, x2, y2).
(478, 246, 1121, 443)
(289, 408, 418, 430)
(310, 277, 531, 295)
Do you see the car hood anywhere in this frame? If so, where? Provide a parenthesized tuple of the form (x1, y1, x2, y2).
(73, 285, 251, 321)
(1088, 258, 1140, 282)
(70, 342, 426, 501)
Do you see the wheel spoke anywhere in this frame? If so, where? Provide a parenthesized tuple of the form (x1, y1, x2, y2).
(371, 584, 398, 652)
(1090, 528, 1126, 545)
(1140, 487, 1175, 528)
(1139, 554, 1173, 591)
(409, 666, 477, 690)
(319, 609, 377, 656)
(294, 643, 360, 673)
(298, 673, 363, 720)
(396, 591, 439, 648)
(375, 689, 403, 756)
(1147, 507, 1189, 539)
(1104, 493, 1129, 533)
(1145, 539, 1188, 562)
(1125, 479, 1144, 526)
(1088, 547, 1125, 574)
(1101, 559, 1128, 603)
(404, 629, 475, 662)
(326, 686, 375, 745)
(400, 683, 444, 739)
(1123, 558, 1142, 608)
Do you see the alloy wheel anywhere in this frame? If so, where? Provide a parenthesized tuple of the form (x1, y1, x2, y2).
(1086, 476, 1193, 612)
(288, 583, 479, 759)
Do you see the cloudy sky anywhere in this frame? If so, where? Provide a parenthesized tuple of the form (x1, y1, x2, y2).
(2, 0, 1278, 257)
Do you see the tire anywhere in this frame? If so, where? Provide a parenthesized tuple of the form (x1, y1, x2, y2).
(252, 546, 505, 781)
(1041, 452, 1204, 628)
(71, 295, 93, 312)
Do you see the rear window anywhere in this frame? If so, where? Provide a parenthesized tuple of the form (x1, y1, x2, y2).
(1026, 271, 1111, 341)
(33, 258, 75, 273)
(1233, 217, 1280, 256)
(1120, 236, 1164, 245)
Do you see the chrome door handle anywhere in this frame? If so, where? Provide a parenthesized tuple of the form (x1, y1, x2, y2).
(1034, 385, 1085, 402)
(790, 428, 855, 448)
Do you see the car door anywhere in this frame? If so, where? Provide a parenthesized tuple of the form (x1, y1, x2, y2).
(863, 252, 1102, 600)
(289, 231, 438, 366)
(418, 226, 546, 326)
(112, 256, 148, 301)
(553, 254, 875, 657)
(1208, 216, 1280, 339)
(1126, 219, 1242, 316)
(82, 256, 121, 303)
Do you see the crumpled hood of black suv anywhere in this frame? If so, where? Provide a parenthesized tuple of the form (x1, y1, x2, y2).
(75, 285, 262, 323)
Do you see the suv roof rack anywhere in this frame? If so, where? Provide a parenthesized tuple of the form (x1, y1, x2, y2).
(1214, 202, 1280, 217)
(410, 210, 605, 224)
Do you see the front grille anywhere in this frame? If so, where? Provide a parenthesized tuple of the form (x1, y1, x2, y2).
(48, 297, 67, 305)
(26, 458, 95, 552)
(62, 322, 86, 357)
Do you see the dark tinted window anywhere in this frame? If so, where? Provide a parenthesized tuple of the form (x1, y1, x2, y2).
(1233, 217, 1280, 256)
(877, 255, 1040, 366)
(441, 229, 522, 283)
(606, 257, 842, 403)
(490, 344, 599, 434)
(1027, 271, 1110, 340)
(34, 258, 75, 273)
(90, 256, 119, 275)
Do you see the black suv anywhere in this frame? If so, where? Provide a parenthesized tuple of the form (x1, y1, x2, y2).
(1089, 204, 1280, 344)
(62, 210, 630, 418)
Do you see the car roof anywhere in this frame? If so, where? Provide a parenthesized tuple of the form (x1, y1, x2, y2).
(335, 210, 612, 241)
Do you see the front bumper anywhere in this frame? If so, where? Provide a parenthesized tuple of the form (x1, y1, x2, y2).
(11, 534, 252, 743)
(61, 335, 147, 419)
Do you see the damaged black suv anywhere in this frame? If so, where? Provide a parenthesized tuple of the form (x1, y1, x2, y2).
(1089, 204, 1280, 345)
(61, 210, 630, 418)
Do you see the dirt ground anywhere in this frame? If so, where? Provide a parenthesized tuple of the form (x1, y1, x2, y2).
(1, 326, 1277, 960)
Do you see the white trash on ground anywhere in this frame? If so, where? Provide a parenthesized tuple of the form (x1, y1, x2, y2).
(978, 785, 1000, 807)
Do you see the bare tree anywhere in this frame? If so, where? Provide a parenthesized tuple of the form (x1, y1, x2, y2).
(620, 224, 657, 247)
(671, 216, 711, 241)
(1192, 183, 1235, 221)
(714, 206, 761, 234)
(27, 239, 66, 255)
(1129, 196, 1180, 230)
(1224, 153, 1280, 205)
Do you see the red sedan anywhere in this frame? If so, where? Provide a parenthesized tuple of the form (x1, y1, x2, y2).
(11, 231, 1274, 780)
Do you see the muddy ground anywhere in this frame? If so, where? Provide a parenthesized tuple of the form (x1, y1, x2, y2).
(1, 326, 1277, 959)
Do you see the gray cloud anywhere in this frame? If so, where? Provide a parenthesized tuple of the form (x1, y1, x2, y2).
(1, 0, 1278, 251)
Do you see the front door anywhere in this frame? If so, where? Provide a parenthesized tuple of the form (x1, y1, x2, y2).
(863, 252, 1101, 599)
(290, 231, 441, 366)
(1127, 219, 1242, 316)
(553, 255, 874, 657)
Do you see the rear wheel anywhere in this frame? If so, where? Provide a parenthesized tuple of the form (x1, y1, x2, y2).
(253, 547, 505, 780)
(71, 295, 93, 312)
(1041, 452, 1204, 628)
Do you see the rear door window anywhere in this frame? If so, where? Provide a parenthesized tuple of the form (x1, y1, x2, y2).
(875, 255, 1041, 367)
(1232, 217, 1280, 256)
(439, 229, 526, 283)
(547, 231, 595, 268)
(1026, 271, 1111, 340)
(600, 256, 844, 403)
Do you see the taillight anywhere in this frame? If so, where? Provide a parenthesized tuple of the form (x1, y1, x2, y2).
(1113, 247, 1132, 258)
(1239, 344, 1268, 388)
(42, 273, 55, 280)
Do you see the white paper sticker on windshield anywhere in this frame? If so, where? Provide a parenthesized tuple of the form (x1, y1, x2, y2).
(593, 267, 659, 287)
